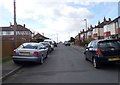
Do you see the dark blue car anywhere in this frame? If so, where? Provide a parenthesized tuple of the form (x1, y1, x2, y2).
(84, 39, 120, 68)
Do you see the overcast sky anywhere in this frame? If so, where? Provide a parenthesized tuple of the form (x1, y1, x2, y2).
(0, 0, 119, 42)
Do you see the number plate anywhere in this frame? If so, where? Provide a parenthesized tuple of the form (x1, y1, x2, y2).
(20, 52, 30, 55)
(108, 58, 120, 61)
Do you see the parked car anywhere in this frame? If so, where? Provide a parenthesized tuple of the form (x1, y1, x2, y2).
(44, 39, 55, 51)
(39, 42, 52, 54)
(84, 39, 120, 68)
(12, 43, 48, 64)
(53, 41, 57, 47)
(64, 41, 71, 46)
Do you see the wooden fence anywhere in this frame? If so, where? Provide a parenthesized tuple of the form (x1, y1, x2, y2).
(1, 41, 24, 58)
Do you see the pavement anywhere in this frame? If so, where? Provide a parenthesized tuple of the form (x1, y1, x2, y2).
(71, 45, 85, 53)
(0, 59, 22, 82)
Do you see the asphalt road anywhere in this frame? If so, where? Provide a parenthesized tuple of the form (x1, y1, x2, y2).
(3, 44, 120, 83)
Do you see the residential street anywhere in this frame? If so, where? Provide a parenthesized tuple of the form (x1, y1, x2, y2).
(3, 44, 120, 83)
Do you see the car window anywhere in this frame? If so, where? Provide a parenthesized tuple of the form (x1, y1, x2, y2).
(39, 44, 46, 49)
(88, 41, 92, 47)
(22, 44, 38, 49)
(92, 41, 97, 48)
(98, 41, 120, 50)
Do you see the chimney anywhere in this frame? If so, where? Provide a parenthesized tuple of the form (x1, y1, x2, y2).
(83, 29, 84, 32)
(104, 17, 106, 22)
(23, 24, 25, 28)
(98, 21, 100, 25)
(10, 22, 12, 28)
(42, 33, 44, 36)
(88, 27, 89, 30)
(10, 22, 12, 26)
(108, 18, 111, 22)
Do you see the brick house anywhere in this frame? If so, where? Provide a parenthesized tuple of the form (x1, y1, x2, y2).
(87, 25, 93, 39)
(93, 17, 111, 40)
(80, 29, 86, 42)
(32, 33, 49, 42)
(0, 24, 32, 42)
(104, 16, 120, 39)
(74, 33, 80, 45)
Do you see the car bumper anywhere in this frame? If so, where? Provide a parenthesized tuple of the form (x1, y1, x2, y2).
(96, 56, 120, 64)
(13, 56, 40, 62)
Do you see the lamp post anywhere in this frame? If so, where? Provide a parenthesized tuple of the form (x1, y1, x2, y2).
(84, 19, 87, 40)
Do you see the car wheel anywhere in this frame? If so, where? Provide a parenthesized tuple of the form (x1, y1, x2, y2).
(40, 56, 44, 64)
(85, 57, 89, 61)
(93, 57, 100, 68)
(45, 53, 48, 59)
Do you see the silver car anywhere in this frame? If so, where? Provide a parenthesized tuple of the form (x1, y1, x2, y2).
(12, 42, 48, 64)
(44, 39, 55, 51)
(39, 42, 52, 54)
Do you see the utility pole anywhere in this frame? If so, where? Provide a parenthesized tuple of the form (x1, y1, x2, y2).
(57, 33, 58, 43)
(13, 0, 17, 49)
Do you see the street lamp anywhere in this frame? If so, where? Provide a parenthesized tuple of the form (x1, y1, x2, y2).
(84, 19, 87, 40)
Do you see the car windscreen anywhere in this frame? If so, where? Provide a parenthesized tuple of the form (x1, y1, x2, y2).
(44, 41, 52, 44)
(98, 41, 120, 50)
(21, 44, 38, 49)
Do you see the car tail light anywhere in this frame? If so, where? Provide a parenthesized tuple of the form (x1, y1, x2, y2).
(96, 49, 103, 54)
(13, 51, 16, 55)
(33, 52, 39, 56)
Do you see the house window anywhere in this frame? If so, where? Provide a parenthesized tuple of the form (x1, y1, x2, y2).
(0, 31, 2, 35)
(104, 25, 110, 32)
(93, 28, 98, 34)
(2, 31, 7, 35)
(115, 22, 118, 29)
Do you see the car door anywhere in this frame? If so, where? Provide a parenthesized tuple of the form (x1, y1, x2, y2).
(89, 41, 97, 61)
(85, 41, 93, 60)
(85, 41, 97, 61)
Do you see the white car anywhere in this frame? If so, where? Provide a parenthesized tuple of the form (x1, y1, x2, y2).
(44, 39, 55, 51)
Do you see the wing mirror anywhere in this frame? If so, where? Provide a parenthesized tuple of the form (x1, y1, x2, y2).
(85, 46, 93, 49)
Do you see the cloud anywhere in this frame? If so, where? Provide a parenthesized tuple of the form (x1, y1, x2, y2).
(0, 0, 119, 41)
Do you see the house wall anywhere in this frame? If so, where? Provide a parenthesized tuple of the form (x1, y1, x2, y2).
(0, 31, 32, 36)
(109, 23, 116, 35)
(103, 25, 111, 37)
(117, 18, 120, 34)
(93, 28, 98, 39)
(80, 34, 85, 41)
(98, 28, 103, 36)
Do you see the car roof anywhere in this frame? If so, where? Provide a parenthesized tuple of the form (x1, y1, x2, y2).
(22, 42, 40, 45)
(92, 39, 119, 43)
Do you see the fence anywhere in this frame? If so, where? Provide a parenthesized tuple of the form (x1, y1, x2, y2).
(1, 41, 24, 58)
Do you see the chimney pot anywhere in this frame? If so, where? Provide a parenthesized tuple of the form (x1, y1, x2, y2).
(23, 24, 25, 28)
(108, 18, 111, 22)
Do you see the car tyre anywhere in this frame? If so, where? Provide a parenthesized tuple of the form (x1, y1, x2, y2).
(45, 53, 48, 59)
(85, 57, 89, 61)
(40, 56, 44, 64)
(93, 57, 100, 68)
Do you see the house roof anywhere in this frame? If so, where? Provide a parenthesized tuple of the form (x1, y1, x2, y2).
(33, 33, 49, 39)
(95, 21, 110, 28)
(109, 16, 120, 24)
(0, 24, 32, 33)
